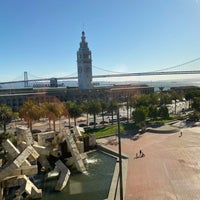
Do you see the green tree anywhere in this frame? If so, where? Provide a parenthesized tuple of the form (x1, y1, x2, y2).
(188, 111, 200, 121)
(192, 97, 200, 112)
(170, 91, 182, 114)
(88, 100, 101, 127)
(100, 100, 108, 122)
(148, 105, 158, 120)
(158, 105, 169, 119)
(65, 101, 83, 126)
(134, 94, 149, 107)
(132, 106, 148, 130)
(68, 102, 82, 126)
(185, 88, 200, 109)
(64, 101, 73, 126)
(149, 93, 159, 105)
(107, 100, 119, 125)
(128, 96, 137, 108)
(159, 93, 171, 105)
(81, 101, 90, 125)
(0, 104, 13, 132)
(0, 132, 13, 150)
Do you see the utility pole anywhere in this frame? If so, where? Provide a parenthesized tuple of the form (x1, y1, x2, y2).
(126, 96, 129, 123)
(117, 108, 123, 200)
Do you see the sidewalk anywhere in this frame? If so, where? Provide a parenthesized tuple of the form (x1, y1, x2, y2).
(99, 126, 200, 200)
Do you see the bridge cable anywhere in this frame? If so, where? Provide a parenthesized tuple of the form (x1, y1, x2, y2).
(154, 57, 200, 72)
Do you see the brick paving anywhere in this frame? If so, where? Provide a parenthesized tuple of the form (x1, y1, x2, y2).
(101, 126, 200, 200)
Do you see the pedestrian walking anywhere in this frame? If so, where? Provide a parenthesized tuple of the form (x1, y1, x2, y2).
(139, 149, 142, 156)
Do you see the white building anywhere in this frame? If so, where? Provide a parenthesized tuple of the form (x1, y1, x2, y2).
(77, 31, 93, 90)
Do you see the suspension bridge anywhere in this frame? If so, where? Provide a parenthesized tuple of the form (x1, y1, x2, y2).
(1, 57, 200, 87)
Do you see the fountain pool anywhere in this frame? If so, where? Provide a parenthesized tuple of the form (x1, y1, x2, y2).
(42, 150, 117, 200)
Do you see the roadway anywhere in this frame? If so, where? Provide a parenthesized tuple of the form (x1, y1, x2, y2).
(1, 70, 200, 85)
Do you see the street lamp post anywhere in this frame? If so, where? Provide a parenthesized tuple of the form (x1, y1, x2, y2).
(174, 99, 177, 114)
(117, 107, 123, 200)
(126, 96, 129, 123)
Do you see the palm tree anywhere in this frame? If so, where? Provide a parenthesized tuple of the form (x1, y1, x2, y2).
(63, 101, 72, 127)
(61, 102, 69, 123)
(171, 91, 181, 115)
(41, 102, 63, 131)
(184, 88, 200, 109)
(107, 100, 119, 125)
(67, 102, 82, 126)
(0, 104, 13, 132)
(100, 100, 108, 122)
(64, 101, 82, 126)
(87, 100, 101, 127)
(81, 101, 90, 125)
(19, 100, 41, 132)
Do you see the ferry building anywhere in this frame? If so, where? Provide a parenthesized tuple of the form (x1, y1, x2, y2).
(0, 32, 154, 111)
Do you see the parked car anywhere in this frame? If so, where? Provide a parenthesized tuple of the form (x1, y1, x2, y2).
(120, 116, 128, 121)
(89, 122, 98, 126)
(99, 120, 109, 124)
(45, 128, 53, 132)
(109, 118, 117, 123)
(77, 119, 86, 123)
(64, 125, 74, 129)
(79, 123, 88, 127)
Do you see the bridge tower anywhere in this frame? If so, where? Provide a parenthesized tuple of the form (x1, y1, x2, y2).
(77, 31, 93, 90)
(24, 71, 28, 87)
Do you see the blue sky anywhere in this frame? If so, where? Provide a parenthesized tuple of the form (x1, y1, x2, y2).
(0, 0, 200, 82)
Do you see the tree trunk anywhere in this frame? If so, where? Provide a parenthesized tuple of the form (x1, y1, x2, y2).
(127, 104, 129, 123)
(53, 120, 56, 131)
(101, 109, 105, 122)
(68, 117, 71, 126)
(30, 121, 32, 132)
(93, 114, 96, 128)
(111, 111, 114, 125)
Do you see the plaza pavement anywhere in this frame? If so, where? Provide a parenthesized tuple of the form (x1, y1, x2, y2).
(98, 122, 200, 200)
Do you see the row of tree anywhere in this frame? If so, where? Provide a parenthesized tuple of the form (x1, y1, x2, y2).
(1, 87, 200, 133)
(0, 99, 118, 133)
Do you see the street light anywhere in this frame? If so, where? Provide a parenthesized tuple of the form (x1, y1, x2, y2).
(117, 107, 123, 200)
(174, 99, 177, 114)
(126, 96, 129, 123)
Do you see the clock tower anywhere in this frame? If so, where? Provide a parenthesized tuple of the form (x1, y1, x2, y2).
(77, 31, 93, 90)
